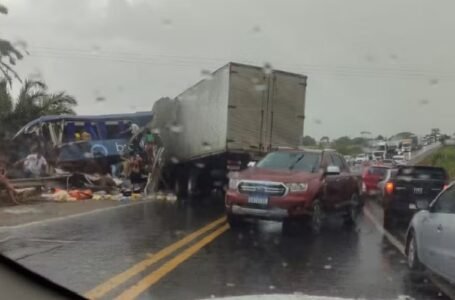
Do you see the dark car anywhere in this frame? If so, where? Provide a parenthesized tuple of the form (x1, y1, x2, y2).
(382, 165, 448, 228)
(225, 149, 362, 233)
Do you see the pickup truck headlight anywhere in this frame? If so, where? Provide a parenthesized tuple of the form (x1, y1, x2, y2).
(228, 179, 240, 190)
(285, 182, 308, 192)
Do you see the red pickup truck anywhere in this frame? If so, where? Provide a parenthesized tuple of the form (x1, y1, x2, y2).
(225, 149, 362, 233)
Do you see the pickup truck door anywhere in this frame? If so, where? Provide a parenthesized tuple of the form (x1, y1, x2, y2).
(322, 153, 344, 210)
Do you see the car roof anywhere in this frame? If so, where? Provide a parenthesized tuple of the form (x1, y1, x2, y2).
(369, 165, 391, 169)
(273, 148, 334, 155)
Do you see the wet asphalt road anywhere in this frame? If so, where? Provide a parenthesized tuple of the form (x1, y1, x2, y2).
(0, 196, 451, 300)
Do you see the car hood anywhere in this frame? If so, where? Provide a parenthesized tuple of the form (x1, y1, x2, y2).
(232, 167, 320, 183)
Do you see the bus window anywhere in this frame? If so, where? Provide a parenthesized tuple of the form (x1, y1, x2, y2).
(97, 121, 108, 140)
(63, 122, 76, 142)
(105, 121, 122, 139)
(84, 122, 99, 140)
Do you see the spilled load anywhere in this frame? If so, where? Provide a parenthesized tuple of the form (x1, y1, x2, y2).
(144, 62, 307, 197)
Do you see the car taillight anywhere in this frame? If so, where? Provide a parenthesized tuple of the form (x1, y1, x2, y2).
(443, 184, 449, 190)
(385, 182, 394, 195)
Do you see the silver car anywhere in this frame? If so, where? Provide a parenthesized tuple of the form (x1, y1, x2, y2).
(406, 183, 455, 284)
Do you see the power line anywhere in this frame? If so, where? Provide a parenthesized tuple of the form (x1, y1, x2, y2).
(24, 45, 455, 80)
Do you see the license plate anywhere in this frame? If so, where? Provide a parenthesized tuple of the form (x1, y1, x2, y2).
(248, 195, 268, 205)
(413, 187, 424, 195)
(409, 203, 417, 210)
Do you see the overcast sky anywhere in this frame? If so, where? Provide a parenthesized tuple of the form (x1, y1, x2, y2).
(2, 0, 455, 140)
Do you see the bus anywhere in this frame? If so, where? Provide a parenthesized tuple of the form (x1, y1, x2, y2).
(12, 112, 153, 171)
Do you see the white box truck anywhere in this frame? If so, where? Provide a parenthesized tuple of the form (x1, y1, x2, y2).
(149, 62, 307, 197)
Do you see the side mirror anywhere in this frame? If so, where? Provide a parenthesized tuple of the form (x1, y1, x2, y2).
(325, 165, 341, 175)
(247, 161, 256, 168)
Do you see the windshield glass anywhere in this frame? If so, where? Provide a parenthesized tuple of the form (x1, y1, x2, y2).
(398, 167, 447, 180)
(1, 1, 453, 299)
(256, 151, 320, 172)
(367, 167, 388, 176)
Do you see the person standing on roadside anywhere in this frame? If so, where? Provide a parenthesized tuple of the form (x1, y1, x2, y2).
(20, 148, 48, 178)
(0, 159, 18, 205)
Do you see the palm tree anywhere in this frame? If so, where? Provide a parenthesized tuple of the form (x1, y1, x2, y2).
(40, 92, 77, 115)
(0, 5, 24, 85)
(0, 79, 77, 139)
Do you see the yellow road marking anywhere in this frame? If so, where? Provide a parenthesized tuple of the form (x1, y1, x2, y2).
(85, 216, 226, 299)
(114, 223, 229, 300)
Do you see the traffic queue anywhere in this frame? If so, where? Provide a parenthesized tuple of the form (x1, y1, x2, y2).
(361, 159, 454, 286)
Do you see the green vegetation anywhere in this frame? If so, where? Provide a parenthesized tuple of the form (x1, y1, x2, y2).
(0, 80, 77, 140)
(419, 146, 455, 179)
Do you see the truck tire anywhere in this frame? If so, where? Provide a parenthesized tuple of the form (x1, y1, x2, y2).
(174, 172, 188, 198)
(309, 199, 324, 234)
(345, 193, 361, 226)
(187, 169, 199, 198)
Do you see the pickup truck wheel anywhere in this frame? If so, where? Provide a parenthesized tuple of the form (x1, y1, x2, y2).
(227, 213, 245, 229)
(310, 199, 324, 234)
(345, 193, 361, 226)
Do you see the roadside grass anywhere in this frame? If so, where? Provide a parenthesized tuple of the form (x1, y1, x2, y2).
(419, 146, 455, 179)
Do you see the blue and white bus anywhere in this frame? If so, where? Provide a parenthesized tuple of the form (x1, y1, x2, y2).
(13, 112, 153, 170)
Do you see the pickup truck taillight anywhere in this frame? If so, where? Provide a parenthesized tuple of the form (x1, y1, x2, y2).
(385, 182, 394, 195)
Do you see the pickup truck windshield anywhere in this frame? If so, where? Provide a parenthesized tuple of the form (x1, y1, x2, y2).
(256, 152, 320, 172)
(397, 166, 447, 180)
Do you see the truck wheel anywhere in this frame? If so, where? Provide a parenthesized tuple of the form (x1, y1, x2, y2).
(174, 172, 188, 198)
(345, 193, 361, 226)
(187, 169, 199, 198)
(309, 199, 324, 234)
(227, 213, 244, 229)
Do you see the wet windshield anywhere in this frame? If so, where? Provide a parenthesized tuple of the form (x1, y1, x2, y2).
(1, 1, 454, 299)
(398, 167, 447, 181)
(367, 167, 388, 176)
(256, 151, 320, 171)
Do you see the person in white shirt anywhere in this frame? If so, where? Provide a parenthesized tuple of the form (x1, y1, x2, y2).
(22, 149, 48, 178)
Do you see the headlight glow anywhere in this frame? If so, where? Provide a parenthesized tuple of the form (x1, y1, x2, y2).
(285, 182, 308, 192)
(229, 179, 240, 190)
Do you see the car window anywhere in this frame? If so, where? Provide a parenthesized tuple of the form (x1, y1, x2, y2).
(321, 152, 332, 169)
(368, 167, 388, 177)
(397, 166, 447, 181)
(432, 186, 455, 214)
(330, 154, 343, 168)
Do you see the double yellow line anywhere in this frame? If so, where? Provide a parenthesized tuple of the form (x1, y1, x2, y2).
(85, 216, 228, 300)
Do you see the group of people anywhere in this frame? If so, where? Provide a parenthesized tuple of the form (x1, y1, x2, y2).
(0, 147, 49, 205)
(0, 125, 160, 205)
